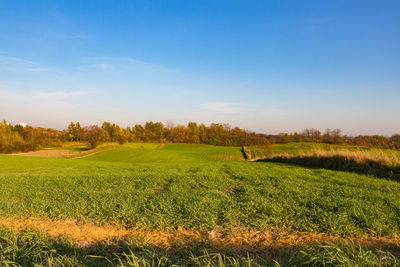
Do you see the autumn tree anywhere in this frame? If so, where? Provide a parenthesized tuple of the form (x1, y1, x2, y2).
(101, 122, 118, 142)
(115, 125, 129, 145)
(132, 124, 146, 142)
(166, 125, 189, 143)
(67, 122, 83, 141)
(187, 122, 200, 144)
(0, 120, 28, 153)
(82, 125, 103, 149)
(302, 128, 321, 142)
(391, 135, 400, 149)
(144, 122, 165, 143)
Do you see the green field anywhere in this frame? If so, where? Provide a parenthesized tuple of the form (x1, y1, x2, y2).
(1, 143, 400, 266)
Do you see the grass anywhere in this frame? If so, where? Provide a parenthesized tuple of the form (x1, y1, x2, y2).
(298, 241, 399, 266)
(255, 142, 400, 157)
(251, 144, 400, 180)
(1, 142, 400, 265)
(83, 144, 244, 163)
(0, 227, 398, 266)
(1, 143, 400, 235)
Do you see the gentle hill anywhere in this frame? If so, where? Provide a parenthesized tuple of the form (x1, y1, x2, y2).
(81, 143, 244, 163)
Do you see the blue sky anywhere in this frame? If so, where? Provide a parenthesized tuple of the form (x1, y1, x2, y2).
(0, 0, 399, 135)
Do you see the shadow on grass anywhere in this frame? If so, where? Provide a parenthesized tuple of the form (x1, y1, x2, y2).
(241, 146, 251, 160)
(71, 147, 90, 152)
(257, 155, 400, 182)
(1, 226, 399, 266)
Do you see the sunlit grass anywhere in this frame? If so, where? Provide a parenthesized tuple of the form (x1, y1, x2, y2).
(0, 144, 399, 236)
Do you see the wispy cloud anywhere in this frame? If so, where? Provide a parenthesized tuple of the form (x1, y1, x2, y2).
(0, 88, 103, 129)
(24, 67, 49, 72)
(0, 55, 38, 67)
(0, 89, 96, 110)
(80, 56, 177, 74)
(200, 102, 245, 114)
(199, 102, 283, 118)
(69, 34, 86, 39)
(0, 54, 74, 80)
(0, 55, 51, 74)
(36, 90, 94, 101)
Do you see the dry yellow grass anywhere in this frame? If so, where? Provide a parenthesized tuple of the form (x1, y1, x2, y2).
(298, 149, 400, 167)
(0, 218, 399, 252)
(253, 148, 400, 180)
(10, 144, 123, 159)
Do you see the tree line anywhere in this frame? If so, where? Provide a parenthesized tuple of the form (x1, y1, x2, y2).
(0, 120, 399, 153)
(65, 121, 270, 148)
(270, 128, 400, 150)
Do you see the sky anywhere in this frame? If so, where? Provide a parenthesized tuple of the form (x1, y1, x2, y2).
(0, 0, 399, 135)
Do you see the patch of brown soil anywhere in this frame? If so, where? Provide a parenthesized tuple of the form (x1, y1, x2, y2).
(10, 145, 122, 159)
(10, 150, 81, 158)
(0, 218, 399, 252)
(0, 218, 200, 248)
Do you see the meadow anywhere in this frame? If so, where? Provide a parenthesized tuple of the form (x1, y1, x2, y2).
(0, 143, 399, 266)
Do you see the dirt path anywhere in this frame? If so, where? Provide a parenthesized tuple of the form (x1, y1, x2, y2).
(10, 145, 122, 159)
(0, 218, 398, 251)
(10, 149, 82, 158)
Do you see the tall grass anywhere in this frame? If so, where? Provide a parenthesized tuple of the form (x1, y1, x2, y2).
(298, 241, 399, 266)
(258, 149, 400, 180)
(1, 227, 398, 266)
(243, 145, 271, 160)
(300, 149, 400, 166)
